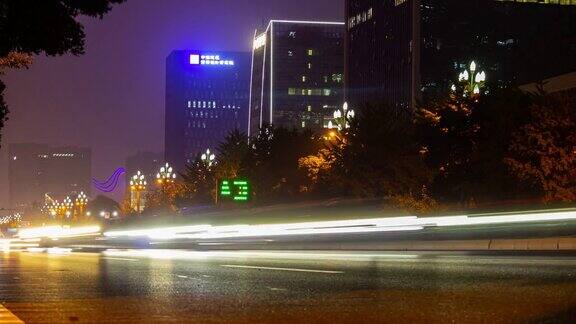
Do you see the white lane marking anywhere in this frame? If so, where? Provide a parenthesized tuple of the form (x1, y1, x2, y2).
(0, 304, 24, 324)
(221, 264, 344, 274)
(177, 275, 188, 278)
(269, 287, 287, 291)
(102, 257, 139, 262)
(202, 275, 212, 278)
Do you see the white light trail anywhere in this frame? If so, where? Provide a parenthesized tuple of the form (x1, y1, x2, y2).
(2, 238, 41, 251)
(102, 249, 420, 262)
(220, 264, 344, 274)
(17, 225, 101, 240)
(102, 208, 576, 243)
(46, 247, 72, 255)
(0, 239, 11, 252)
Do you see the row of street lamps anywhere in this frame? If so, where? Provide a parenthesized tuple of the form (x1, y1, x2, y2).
(129, 163, 177, 212)
(127, 61, 484, 212)
(129, 149, 218, 213)
(42, 191, 89, 220)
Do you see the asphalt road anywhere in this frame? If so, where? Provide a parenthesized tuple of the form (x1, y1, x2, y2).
(2, 250, 576, 323)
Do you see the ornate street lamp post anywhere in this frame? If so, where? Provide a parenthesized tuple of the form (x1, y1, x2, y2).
(63, 196, 73, 221)
(156, 163, 176, 185)
(201, 149, 216, 168)
(328, 102, 355, 131)
(455, 60, 486, 97)
(201, 149, 218, 204)
(75, 191, 88, 219)
(129, 171, 147, 213)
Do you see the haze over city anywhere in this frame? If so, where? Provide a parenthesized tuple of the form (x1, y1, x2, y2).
(1, 0, 576, 322)
(0, 0, 343, 206)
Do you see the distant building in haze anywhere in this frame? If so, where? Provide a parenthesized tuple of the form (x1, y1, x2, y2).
(249, 20, 345, 136)
(345, 0, 576, 111)
(8, 144, 91, 209)
(125, 151, 164, 212)
(165, 50, 251, 172)
(125, 151, 164, 184)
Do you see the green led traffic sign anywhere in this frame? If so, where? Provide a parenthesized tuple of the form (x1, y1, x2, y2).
(219, 179, 250, 202)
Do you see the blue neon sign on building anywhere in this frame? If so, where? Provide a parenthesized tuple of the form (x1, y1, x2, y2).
(190, 54, 235, 66)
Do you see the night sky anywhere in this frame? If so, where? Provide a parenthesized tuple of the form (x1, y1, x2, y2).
(0, 0, 344, 206)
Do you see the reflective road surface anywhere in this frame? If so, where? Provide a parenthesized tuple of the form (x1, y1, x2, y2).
(2, 250, 576, 323)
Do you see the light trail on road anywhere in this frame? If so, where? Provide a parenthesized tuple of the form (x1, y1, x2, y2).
(102, 208, 576, 242)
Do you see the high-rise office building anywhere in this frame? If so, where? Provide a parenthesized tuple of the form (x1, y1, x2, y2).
(345, 0, 576, 111)
(249, 20, 345, 136)
(8, 144, 91, 209)
(165, 50, 251, 172)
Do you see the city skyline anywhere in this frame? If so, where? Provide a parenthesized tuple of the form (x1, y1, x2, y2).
(1, 2, 576, 322)
(0, 0, 344, 207)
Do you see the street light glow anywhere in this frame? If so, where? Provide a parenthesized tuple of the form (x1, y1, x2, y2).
(157, 162, 176, 184)
(455, 60, 486, 96)
(328, 102, 354, 130)
(201, 148, 216, 167)
(17, 225, 101, 239)
(130, 170, 147, 213)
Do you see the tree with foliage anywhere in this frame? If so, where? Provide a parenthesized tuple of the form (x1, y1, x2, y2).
(0, 0, 126, 147)
(215, 129, 251, 180)
(180, 156, 216, 206)
(335, 103, 431, 198)
(418, 85, 547, 206)
(247, 125, 320, 202)
(467, 87, 535, 203)
(505, 92, 576, 203)
(144, 181, 187, 214)
(417, 87, 480, 205)
(298, 149, 334, 194)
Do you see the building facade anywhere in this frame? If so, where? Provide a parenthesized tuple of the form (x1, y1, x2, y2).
(249, 20, 345, 136)
(8, 144, 91, 209)
(165, 50, 251, 172)
(345, 0, 576, 111)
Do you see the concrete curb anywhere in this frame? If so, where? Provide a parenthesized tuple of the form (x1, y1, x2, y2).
(191, 237, 576, 251)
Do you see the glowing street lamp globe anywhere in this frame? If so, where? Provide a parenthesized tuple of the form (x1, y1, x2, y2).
(75, 191, 88, 206)
(130, 171, 147, 213)
(130, 171, 147, 190)
(201, 149, 216, 167)
(454, 60, 486, 97)
(333, 110, 342, 119)
(329, 102, 355, 130)
(157, 163, 176, 184)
